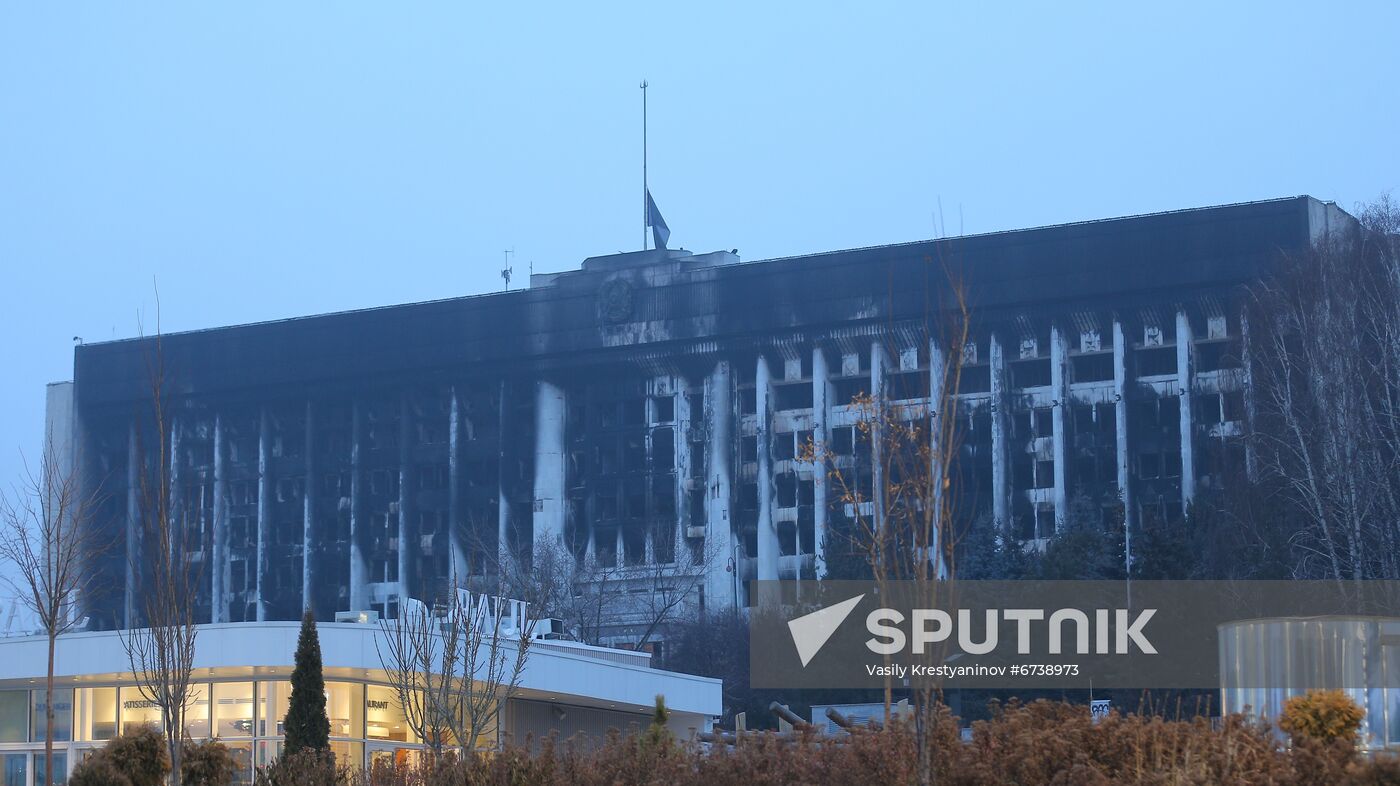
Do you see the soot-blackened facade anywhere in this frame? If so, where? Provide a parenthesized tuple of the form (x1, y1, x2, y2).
(60, 196, 1352, 643)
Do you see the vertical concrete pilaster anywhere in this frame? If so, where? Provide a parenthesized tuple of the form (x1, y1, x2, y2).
(448, 388, 467, 584)
(348, 402, 368, 611)
(810, 346, 830, 579)
(929, 339, 948, 577)
(1050, 324, 1070, 528)
(532, 380, 567, 553)
(211, 414, 228, 623)
(1240, 312, 1258, 482)
(673, 377, 693, 569)
(1176, 309, 1196, 508)
(1113, 319, 1134, 535)
(168, 414, 181, 568)
(256, 409, 270, 622)
(397, 395, 412, 601)
(302, 400, 316, 613)
(497, 380, 512, 569)
(755, 355, 778, 581)
(706, 361, 737, 610)
(869, 340, 886, 532)
(989, 333, 1010, 531)
(125, 422, 139, 628)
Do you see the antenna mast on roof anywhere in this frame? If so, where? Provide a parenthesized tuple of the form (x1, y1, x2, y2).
(500, 248, 514, 291)
(641, 79, 648, 251)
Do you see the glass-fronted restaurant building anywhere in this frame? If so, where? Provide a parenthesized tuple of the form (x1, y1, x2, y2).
(0, 621, 721, 785)
(0, 679, 414, 784)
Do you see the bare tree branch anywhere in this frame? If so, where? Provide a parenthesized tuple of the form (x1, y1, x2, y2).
(117, 309, 202, 786)
(0, 435, 110, 786)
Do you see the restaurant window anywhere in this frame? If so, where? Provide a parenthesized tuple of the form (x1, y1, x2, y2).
(32, 688, 74, 742)
(185, 685, 210, 740)
(329, 741, 364, 772)
(35, 752, 66, 786)
(224, 741, 253, 786)
(370, 747, 421, 772)
(255, 740, 282, 769)
(365, 685, 414, 743)
(0, 692, 26, 742)
(326, 683, 364, 739)
(81, 687, 118, 741)
(257, 682, 291, 737)
(120, 687, 161, 735)
(214, 682, 255, 738)
(2, 754, 24, 786)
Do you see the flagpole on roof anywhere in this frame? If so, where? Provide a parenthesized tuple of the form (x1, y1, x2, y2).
(641, 79, 648, 251)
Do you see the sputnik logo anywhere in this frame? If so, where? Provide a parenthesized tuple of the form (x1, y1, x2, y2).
(787, 594, 865, 667)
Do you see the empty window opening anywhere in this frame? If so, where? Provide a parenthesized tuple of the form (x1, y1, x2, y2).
(595, 527, 618, 568)
(1136, 347, 1176, 377)
(622, 526, 646, 566)
(1196, 341, 1242, 372)
(887, 370, 930, 401)
(738, 387, 758, 416)
(773, 432, 795, 462)
(830, 427, 855, 456)
(776, 473, 797, 508)
(1222, 391, 1245, 421)
(831, 378, 865, 406)
(688, 489, 706, 526)
(1010, 358, 1051, 388)
(774, 383, 813, 411)
(740, 483, 759, 512)
(651, 521, 676, 564)
(958, 366, 991, 394)
(652, 396, 675, 423)
(1034, 408, 1053, 438)
(740, 436, 758, 463)
(1072, 353, 1114, 383)
(778, 522, 798, 556)
(623, 435, 646, 471)
(651, 428, 675, 470)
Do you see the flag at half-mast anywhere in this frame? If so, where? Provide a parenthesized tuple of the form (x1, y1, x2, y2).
(646, 189, 670, 250)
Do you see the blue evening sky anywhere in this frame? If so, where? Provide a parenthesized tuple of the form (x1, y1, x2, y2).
(1, 2, 1397, 488)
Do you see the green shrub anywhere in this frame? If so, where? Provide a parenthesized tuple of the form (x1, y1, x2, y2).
(255, 748, 349, 786)
(284, 610, 331, 756)
(1280, 689, 1366, 743)
(181, 739, 239, 786)
(638, 695, 674, 755)
(71, 726, 169, 786)
(68, 755, 133, 786)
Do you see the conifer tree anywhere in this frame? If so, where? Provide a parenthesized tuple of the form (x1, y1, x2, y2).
(283, 609, 330, 756)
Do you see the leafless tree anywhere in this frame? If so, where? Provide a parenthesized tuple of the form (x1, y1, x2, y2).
(804, 260, 972, 786)
(118, 317, 202, 786)
(496, 538, 609, 645)
(375, 573, 535, 756)
(499, 536, 713, 652)
(0, 437, 107, 786)
(1246, 197, 1400, 583)
(627, 542, 717, 653)
(374, 597, 456, 757)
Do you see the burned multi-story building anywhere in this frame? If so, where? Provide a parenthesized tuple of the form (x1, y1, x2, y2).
(55, 195, 1352, 644)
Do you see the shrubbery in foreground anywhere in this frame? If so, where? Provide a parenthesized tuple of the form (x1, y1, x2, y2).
(74, 695, 1400, 786)
(266, 698, 1400, 786)
(69, 727, 240, 786)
